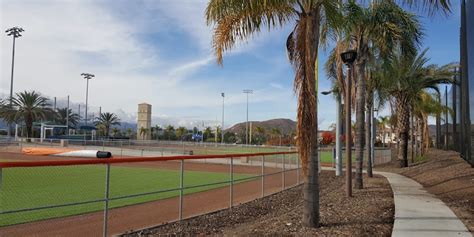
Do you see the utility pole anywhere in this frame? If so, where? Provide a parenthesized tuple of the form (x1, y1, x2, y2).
(5, 26, 24, 137)
(243, 89, 253, 145)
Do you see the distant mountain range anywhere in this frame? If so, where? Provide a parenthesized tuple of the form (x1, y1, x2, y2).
(226, 118, 296, 135)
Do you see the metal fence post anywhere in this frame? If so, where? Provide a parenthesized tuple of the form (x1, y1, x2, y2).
(120, 141, 123, 157)
(179, 159, 184, 221)
(261, 155, 265, 198)
(102, 140, 105, 151)
(229, 157, 234, 208)
(103, 163, 111, 237)
(297, 154, 300, 185)
(141, 149, 144, 157)
(0, 168, 3, 193)
(282, 154, 285, 190)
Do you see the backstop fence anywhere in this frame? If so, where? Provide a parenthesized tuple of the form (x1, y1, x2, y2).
(0, 151, 300, 237)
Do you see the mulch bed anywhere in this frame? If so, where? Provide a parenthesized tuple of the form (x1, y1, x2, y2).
(122, 171, 394, 236)
(376, 149, 474, 232)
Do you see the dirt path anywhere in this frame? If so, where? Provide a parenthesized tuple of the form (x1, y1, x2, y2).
(123, 172, 394, 237)
(0, 152, 299, 237)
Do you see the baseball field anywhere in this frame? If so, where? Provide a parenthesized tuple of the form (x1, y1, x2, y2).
(0, 164, 252, 227)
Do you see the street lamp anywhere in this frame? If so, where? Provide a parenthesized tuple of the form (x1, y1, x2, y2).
(373, 107, 378, 168)
(341, 49, 357, 197)
(221, 93, 225, 144)
(321, 90, 343, 177)
(5, 26, 24, 137)
(81, 73, 95, 127)
(243, 89, 253, 145)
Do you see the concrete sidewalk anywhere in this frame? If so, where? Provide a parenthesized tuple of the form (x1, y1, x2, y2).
(377, 171, 471, 237)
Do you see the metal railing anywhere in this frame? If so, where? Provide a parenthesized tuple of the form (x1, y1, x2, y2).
(0, 151, 299, 237)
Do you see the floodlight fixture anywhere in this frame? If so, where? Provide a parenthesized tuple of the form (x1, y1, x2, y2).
(5, 27, 24, 38)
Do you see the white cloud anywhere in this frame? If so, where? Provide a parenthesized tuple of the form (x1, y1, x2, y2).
(0, 0, 298, 128)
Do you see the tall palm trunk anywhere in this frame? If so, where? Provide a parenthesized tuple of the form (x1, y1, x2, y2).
(396, 96, 410, 167)
(355, 59, 366, 189)
(298, 9, 320, 228)
(382, 125, 386, 147)
(25, 115, 33, 139)
(365, 91, 373, 177)
(417, 116, 422, 156)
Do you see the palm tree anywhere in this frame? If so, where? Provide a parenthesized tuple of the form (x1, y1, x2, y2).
(112, 127, 120, 138)
(413, 91, 451, 155)
(0, 91, 52, 139)
(378, 116, 390, 147)
(378, 49, 455, 167)
(203, 126, 213, 140)
(55, 108, 80, 127)
(126, 128, 133, 138)
(139, 127, 148, 140)
(95, 112, 121, 137)
(176, 126, 187, 140)
(154, 125, 162, 140)
(206, 0, 342, 227)
(165, 125, 175, 140)
(342, 0, 423, 188)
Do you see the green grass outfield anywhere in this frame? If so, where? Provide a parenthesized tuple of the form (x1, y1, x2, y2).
(0, 165, 251, 227)
(191, 147, 334, 163)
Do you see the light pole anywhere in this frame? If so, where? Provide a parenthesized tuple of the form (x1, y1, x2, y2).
(372, 107, 378, 168)
(445, 85, 448, 150)
(81, 73, 95, 126)
(243, 89, 253, 145)
(321, 90, 343, 176)
(221, 93, 225, 144)
(5, 26, 24, 137)
(66, 95, 70, 135)
(341, 49, 357, 197)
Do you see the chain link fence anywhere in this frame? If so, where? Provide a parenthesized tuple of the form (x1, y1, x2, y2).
(0, 151, 299, 237)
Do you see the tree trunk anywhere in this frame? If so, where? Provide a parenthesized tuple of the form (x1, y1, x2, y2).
(25, 115, 33, 140)
(300, 10, 320, 228)
(354, 59, 366, 189)
(396, 97, 410, 167)
(382, 129, 386, 147)
(411, 112, 415, 164)
(365, 92, 373, 177)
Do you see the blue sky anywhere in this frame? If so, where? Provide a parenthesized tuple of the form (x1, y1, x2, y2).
(0, 0, 462, 129)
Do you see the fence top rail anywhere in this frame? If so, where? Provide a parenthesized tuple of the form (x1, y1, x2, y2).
(0, 151, 298, 168)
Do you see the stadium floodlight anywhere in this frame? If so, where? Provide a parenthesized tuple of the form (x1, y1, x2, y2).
(81, 73, 95, 126)
(243, 89, 253, 145)
(5, 26, 25, 137)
